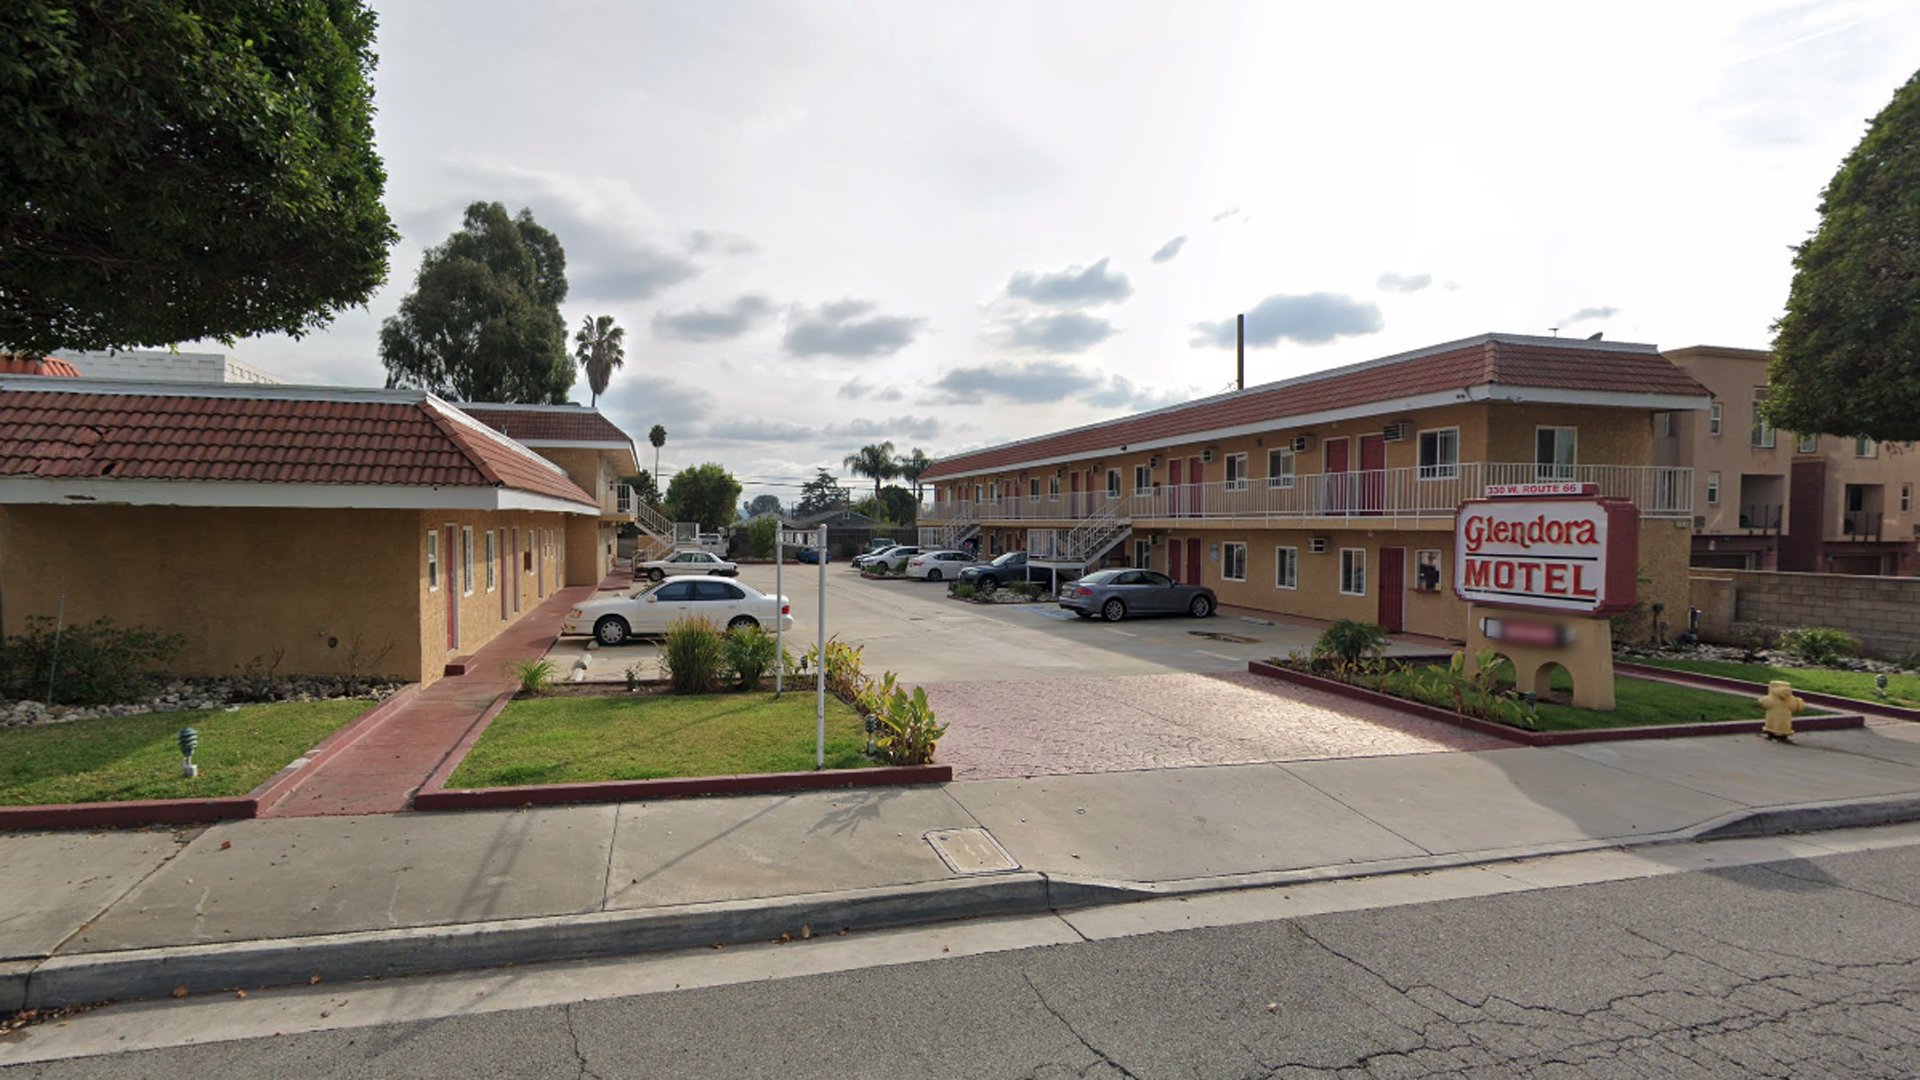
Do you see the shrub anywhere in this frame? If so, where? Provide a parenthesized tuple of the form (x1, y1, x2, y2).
(863, 676, 947, 766)
(950, 583, 977, 600)
(802, 637, 866, 699)
(1312, 619, 1388, 667)
(229, 647, 289, 703)
(745, 517, 778, 560)
(660, 617, 727, 694)
(723, 624, 779, 690)
(503, 657, 558, 695)
(0, 615, 183, 705)
(1778, 626, 1861, 667)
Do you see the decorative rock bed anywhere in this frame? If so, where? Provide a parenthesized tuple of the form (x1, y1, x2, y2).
(1616, 642, 1916, 676)
(1, 675, 407, 728)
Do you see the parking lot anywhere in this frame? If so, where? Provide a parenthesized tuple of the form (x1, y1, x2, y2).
(550, 561, 1501, 779)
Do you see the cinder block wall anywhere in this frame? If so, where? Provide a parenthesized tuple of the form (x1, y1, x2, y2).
(1691, 570, 1920, 658)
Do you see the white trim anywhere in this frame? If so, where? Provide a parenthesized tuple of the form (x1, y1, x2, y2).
(484, 529, 498, 593)
(1222, 541, 1247, 582)
(0, 374, 429, 403)
(1339, 547, 1368, 596)
(461, 526, 475, 597)
(1416, 426, 1461, 480)
(1274, 545, 1298, 590)
(0, 477, 598, 514)
(426, 530, 441, 593)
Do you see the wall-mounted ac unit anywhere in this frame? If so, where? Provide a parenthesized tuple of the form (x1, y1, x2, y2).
(1309, 537, 1329, 554)
(1382, 422, 1410, 442)
(1694, 516, 1707, 530)
(1148, 455, 1161, 468)
(1201, 448, 1215, 464)
(1290, 436, 1311, 453)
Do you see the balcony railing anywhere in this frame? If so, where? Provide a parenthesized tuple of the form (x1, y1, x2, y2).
(606, 483, 638, 517)
(925, 463, 1692, 525)
(1738, 504, 1783, 533)
(1842, 510, 1883, 540)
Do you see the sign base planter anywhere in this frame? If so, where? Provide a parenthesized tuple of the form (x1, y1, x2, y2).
(1246, 660, 1866, 747)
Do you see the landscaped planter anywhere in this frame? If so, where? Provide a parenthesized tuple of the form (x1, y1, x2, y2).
(1246, 660, 1865, 747)
(1614, 660, 1920, 723)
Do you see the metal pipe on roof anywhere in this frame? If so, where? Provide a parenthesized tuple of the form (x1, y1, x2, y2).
(1237, 313, 1245, 391)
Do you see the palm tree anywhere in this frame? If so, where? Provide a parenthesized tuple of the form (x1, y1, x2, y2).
(572, 315, 626, 407)
(898, 447, 933, 502)
(843, 441, 900, 504)
(648, 424, 667, 490)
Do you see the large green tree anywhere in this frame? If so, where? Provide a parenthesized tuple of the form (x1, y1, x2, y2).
(897, 447, 933, 501)
(1768, 68, 1920, 441)
(380, 201, 573, 402)
(743, 493, 784, 517)
(573, 314, 625, 407)
(853, 485, 918, 525)
(664, 463, 742, 531)
(795, 469, 848, 516)
(0, 1, 397, 353)
(648, 424, 667, 488)
(843, 441, 900, 503)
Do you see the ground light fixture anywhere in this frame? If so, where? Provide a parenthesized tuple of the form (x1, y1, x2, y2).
(178, 727, 199, 779)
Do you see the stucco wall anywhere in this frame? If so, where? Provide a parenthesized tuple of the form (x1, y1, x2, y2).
(1697, 569, 1920, 658)
(416, 513, 572, 678)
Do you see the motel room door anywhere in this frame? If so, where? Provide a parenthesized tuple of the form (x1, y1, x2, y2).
(1377, 546, 1405, 633)
(1325, 438, 1350, 513)
(1359, 434, 1387, 515)
(1187, 537, 1203, 585)
(1069, 471, 1082, 518)
(1167, 538, 1183, 582)
(444, 525, 460, 651)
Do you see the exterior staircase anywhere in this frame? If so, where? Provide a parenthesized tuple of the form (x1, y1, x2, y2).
(1030, 498, 1132, 572)
(919, 504, 980, 551)
(631, 502, 676, 563)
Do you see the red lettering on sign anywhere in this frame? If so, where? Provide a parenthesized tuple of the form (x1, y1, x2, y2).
(1573, 564, 1597, 598)
(1544, 564, 1567, 594)
(1464, 561, 1491, 589)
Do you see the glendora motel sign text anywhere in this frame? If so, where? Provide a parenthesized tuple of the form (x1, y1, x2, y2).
(1454, 484, 1639, 708)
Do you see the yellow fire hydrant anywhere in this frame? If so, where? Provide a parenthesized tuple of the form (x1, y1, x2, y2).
(1757, 679, 1805, 743)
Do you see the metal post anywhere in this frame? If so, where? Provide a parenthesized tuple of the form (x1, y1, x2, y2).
(816, 525, 827, 769)
(774, 527, 783, 697)
(44, 591, 66, 706)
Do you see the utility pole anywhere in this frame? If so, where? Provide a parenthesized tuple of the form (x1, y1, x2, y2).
(1237, 312, 1245, 391)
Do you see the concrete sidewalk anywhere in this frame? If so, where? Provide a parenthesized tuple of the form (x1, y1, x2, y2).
(8, 722, 1920, 1009)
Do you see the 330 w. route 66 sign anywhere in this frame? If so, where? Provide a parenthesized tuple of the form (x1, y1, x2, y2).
(1453, 496, 1639, 615)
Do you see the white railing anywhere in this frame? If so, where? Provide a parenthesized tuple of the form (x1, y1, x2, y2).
(932, 464, 1693, 524)
(633, 500, 673, 537)
(607, 483, 638, 516)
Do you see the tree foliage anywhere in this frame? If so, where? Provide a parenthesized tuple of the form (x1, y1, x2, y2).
(853, 486, 918, 525)
(1768, 68, 1920, 441)
(379, 201, 573, 403)
(664, 463, 742, 530)
(623, 471, 662, 508)
(843, 441, 900, 503)
(572, 314, 626, 406)
(0, 0, 397, 353)
(897, 447, 933, 498)
(744, 493, 784, 517)
(795, 469, 848, 517)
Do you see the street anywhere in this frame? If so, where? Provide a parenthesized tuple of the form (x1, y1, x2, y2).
(9, 827, 1920, 1078)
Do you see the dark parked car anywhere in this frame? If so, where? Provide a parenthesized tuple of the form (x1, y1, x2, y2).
(958, 550, 1057, 591)
(794, 546, 830, 564)
(1058, 568, 1215, 622)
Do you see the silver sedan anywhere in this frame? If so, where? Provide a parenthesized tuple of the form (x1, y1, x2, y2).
(1058, 568, 1216, 622)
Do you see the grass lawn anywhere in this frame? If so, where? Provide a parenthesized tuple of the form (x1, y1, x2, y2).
(1627, 657, 1920, 709)
(446, 692, 875, 788)
(0, 700, 370, 806)
(1382, 665, 1785, 733)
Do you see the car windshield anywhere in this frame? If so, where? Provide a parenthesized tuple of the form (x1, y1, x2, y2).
(1080, 569, 1123, 585)
(991, 552, 1023, 566)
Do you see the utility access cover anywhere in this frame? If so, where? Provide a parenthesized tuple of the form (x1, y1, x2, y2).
(926, 828, 1020, 875)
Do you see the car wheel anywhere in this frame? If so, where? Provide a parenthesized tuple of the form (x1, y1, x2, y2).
(977, 576, 998, 591)
(647, 569, 665, 583)
(1189, 595, 1214, 618)
(1102, 598, 1126, 622)
(594, 616, 630, 646)
(926, 568, 943, 582)
(727, 616, 758, 631)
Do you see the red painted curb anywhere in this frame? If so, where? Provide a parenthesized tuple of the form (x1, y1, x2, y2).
(415, 764, 953, 811)
(1614, 661, 1920, 723)
(1246, 660, 1866, 747)
(0, 688, 421, 832)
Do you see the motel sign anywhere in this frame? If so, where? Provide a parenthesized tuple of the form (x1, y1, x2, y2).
(1453, 496, 1639, 616)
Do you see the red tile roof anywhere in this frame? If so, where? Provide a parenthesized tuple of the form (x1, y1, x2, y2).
(0, 387, 596, 506)
(457, 404, 634, 445)
(0, 354, 80, 377)
(924, 334, 1710, 479)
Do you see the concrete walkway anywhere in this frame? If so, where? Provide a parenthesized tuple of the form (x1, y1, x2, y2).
(8, 721, 1920, 1010)
(261, 580, 607, 817)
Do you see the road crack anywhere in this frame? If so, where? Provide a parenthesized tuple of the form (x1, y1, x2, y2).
(1020, 968, 1142, 1079)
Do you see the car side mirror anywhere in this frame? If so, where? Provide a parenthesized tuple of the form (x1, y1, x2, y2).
(646, 596, 658, 603)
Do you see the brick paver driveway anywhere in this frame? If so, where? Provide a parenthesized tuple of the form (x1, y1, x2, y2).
(927, 670, 1507, 780)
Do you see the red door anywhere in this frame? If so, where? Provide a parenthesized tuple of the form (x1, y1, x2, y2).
(1188, 457, 1204, 516)
(1325, 438, 1350, 514)
(1070, 471, 1081, 518)
(1168, 460, 1183, 518)
(444, 525, 459, 651)
(1168, 538, 1183, 582)
(1359, 434, 1387, 515)
(1378, 547, 1406, 632)
(1187, 537, 1203, 585)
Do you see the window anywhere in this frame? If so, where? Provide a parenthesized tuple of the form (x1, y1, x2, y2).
(1048, 476, 1060, 501)
(461, 527, 475, 596)
(973, 484, 983, 503)
(1798, 433, 1818, 453)
(1107, 469, 1122, 499)
(1417, 428, 1460, 480)
(1266, 448, 1296, 489)
(1534, 427, 1576, 480)
(1750, 388, 1775, 448)
(1414, 549, 1441, 592)
(988, 481, 999, 501)
(426, 530, 440, 592)
(1133, 538, 1152, 568)
(1222, 542, 1247, 581)
(1029, 478, 1040, 499)
(1140, 570, 1173, 588)
(1709, 402, 1723, 436)
(654, 581, 696, 601)
(1857, 436, 1878, 459)
(1224, 453, 1249, 491)
(1133, 465, 1152, 495)
(693, 580, 744, 601)
(1340, 549, 1367, 596)
(1274, 546, 1298, 590)
(1705, 471, 1721, 506)
(484, 530, 497, 592)
(1903, 484, 1913, 513)
(1654, 412, 1673, 438)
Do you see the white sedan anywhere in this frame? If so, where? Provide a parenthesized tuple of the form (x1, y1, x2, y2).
(565, 578, 792, 646)
(637, 549, 738, 582)
(904, 549, 983, 581)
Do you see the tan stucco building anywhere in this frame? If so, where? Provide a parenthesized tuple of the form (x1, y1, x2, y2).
(921, 334, 1707, 641)
(0, 378, 640, 688)
(1656, 345, 1920, 576)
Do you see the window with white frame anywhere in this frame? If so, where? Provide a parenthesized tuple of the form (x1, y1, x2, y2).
(426, 530, 440, 592)
(1534, 427, 1577, 480)
(1222, 542, 1247, 581)
(1750, 388, 1775, 448)
(1133, 464, 1152, 495)
(1857, 436, 1878, 458)
(1133, 538, 1152, 568)
(1903, 484, 1913, 513)
(461, 526, 475, 596)
(1414, 549, 1441, 592)
(1047, 476, 1060, 501)
(1339, 548, 1367, 596)
(1107, 469, 1122, 498)
(484, 530, 497, 592)
(1029, 478, 1040, 499)
(988, 481, 1000, 501)
(1266, 448, 1295, 488)
(1709, 402, 1722, 436)
(1274, 546, 1298, 590)
(1224, 453, 1249, 491)
(1417, 428, 1460, 480)
(1705, 471, 1721, 506)
(1798, 433, 1818, 453)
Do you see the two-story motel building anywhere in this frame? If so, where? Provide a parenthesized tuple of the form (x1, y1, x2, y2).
(920, 333, 1708, 640)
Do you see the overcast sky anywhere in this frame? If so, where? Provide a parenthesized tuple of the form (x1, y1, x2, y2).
(210, 0, 1920, 505)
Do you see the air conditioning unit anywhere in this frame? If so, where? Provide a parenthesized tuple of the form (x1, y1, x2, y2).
(1290, 436, 1311, 453)
(1148, 455, 1161, 468)
(1382, 422, 1410, 442)
(1694, 515, 1707, 530)
(1201, 448, 1215, 464)
(1309, 537, 1329, 554)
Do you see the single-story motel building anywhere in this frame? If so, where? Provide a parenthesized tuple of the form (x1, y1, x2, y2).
(921, 333, 1708, 641)
(0, 377, 640, 688)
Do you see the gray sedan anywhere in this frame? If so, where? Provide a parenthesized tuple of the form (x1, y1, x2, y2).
(1058, 568, 1216, 622)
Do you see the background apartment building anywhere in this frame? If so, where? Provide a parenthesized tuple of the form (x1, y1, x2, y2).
(1656, 345, 1920, 576)
(52, 348, 286, 385)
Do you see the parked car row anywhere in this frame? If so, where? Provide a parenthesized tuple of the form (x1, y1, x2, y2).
(564, 577, 792, 645)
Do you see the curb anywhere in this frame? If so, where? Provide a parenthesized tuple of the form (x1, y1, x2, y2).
(12, 793, 1920, 1011)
